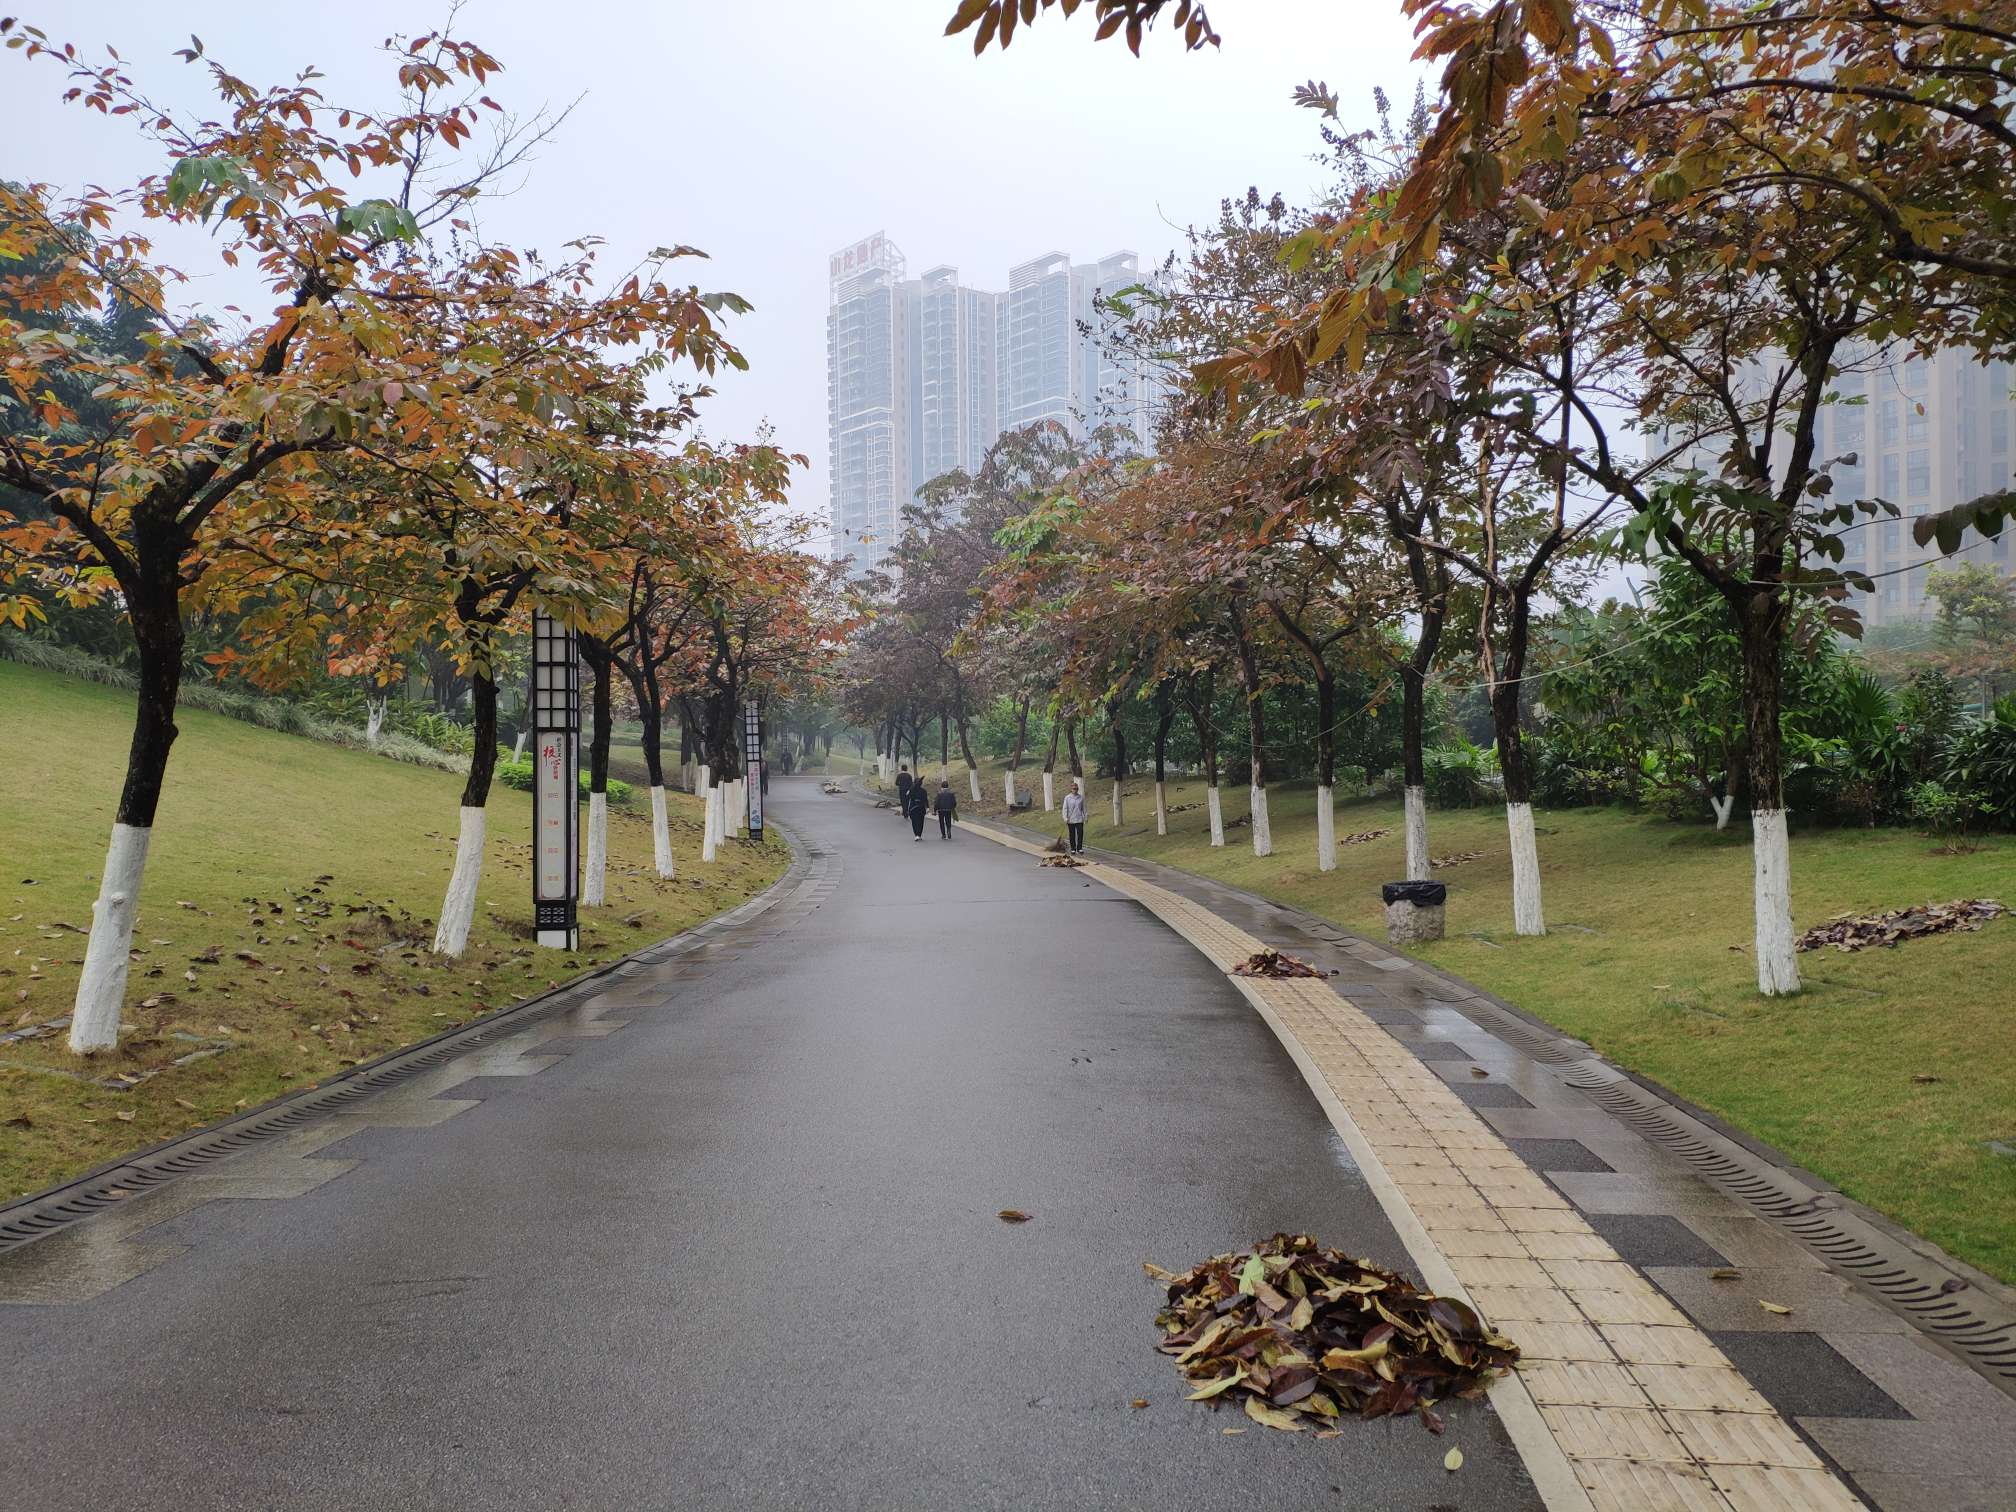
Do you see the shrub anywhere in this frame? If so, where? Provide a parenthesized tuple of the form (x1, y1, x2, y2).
(494, 758, 633, 806)
(1946, 696, 2016, 830)
(1424, 737, 1495, 809)
(1906, 781, 1974, 849)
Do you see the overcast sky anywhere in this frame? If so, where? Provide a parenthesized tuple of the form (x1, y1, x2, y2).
(3, 1, 1425, 540)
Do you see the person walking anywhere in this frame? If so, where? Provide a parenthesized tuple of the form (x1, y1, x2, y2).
(894, 763, 914, 820)
(933, 778, 957, 839)
(1062, 778, 1087, 854)
(905, 775, 928, 842)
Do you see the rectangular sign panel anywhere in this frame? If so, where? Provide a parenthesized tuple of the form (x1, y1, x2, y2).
(535, 737, 570, 900)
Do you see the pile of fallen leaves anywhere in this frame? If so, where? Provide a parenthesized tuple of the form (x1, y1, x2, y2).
(820, 781, 844, 795)
(1340, 827, 1391, 847)
(1429, 851, 1487, 870)
(1040, 853, 1089, 869)
(1152, 1233, 1518, 1434)
(1231, 949, 1335, 979)
(1795, 898, 2006, 954)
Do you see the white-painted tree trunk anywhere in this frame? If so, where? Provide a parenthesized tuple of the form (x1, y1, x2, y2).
(701, 783, 719, 862)
(696, 762, 710, 811)
(726, 778, 742, 837)
(1315, 784, 1337, 872)
(433, 806, 486, 958)
(1752, 808, 1801, 995)
(1404, 785, 1430, 881)
(1506, 801, 1545, 936)
(68, 822, 152, 1054)
(1207, 784, 1225, 847)
(1710, 794, 1735, 831)
(648, 785, 676, 879)
(1154, 781, 1167, 836)
(967, 766, 982, 804)
(1250, 785, 1273, 857)
(511, 728, 527, 762)
(365, 698, 387, 746)
(583, 791, 607, 907)
(1042, 771, 1055, 811)
(1004, 769, 1018, 809)
(1111, 780, 1123, 828)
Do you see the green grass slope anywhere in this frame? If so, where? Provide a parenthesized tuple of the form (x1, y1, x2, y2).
(0, 662, 786, 1198)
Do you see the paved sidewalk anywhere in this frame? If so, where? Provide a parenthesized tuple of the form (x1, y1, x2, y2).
(1, 780, 1541, 1510)
(963, 806, 2016, 1512)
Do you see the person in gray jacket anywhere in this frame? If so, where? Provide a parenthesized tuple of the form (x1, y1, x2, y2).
(1061, 779, 1087, 854)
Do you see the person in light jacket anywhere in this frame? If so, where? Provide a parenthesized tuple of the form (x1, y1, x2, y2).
(1061, 779, 1087, 854)
(933, 778, 957, 838)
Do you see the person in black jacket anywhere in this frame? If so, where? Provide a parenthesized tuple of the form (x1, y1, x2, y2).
(905, 776, 928, 841)
(893, 763, 914, 819)
(933, 779, 957, 838)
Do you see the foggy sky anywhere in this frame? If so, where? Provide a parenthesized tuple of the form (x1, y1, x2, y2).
(2, 1, 1422, 536)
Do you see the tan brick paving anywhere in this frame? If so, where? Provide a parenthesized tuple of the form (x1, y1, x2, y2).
(965, 821, 1867, 1512)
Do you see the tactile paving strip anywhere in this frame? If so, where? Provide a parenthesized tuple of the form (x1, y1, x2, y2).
(965, 819, 1866, 1512)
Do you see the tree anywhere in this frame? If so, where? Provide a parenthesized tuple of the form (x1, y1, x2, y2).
(0, 25, 564, 1047)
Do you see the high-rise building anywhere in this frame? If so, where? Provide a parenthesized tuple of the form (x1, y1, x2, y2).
(1822, 347, 2015, 627)
(1657, 344, 2015, 627)
(826, 234, 910, 576)
(826, 235, 1166, 578)
(914, 266, 998, 488)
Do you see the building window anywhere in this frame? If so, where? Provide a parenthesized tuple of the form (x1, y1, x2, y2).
(1835, 407, 1865, 450)
(1882, 453, 1901, 497)
(1901, 358, 1928, 392)
(1882, 519, 1902, 554)
(1907, 448, 1931, 496)
(1906, 403, 1929, 442)
(1993, 409, 2010, 454)
(1880, 399, 1900, 446)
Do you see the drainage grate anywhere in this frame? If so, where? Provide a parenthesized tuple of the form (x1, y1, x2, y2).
(0, 830, 829, 1259)
(1560, 1058, 2016, 1391)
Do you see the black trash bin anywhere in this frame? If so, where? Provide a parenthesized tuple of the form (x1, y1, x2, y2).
(1381, 879, 1447, 944)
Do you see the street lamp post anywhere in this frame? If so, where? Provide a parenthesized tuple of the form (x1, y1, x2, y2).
(531, 609, 581, 951)
(743, 697, 764, 841)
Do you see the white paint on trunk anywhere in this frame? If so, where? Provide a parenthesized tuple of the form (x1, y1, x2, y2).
(1710, 794, 1735, 830)
(1154, 781, 1167, 836)
(1041, 771, 1055, 811)
(1004, 770, 1018, 809)
(732, 777, 746, 834)
(1111, 780, 1123, 828)
(701, 784, 719, 862)
(583, 792, 607, 907)
(1316, 784, 1337, 872)
(1250, 784, 1273, 857)
(1752, 808, 1801, 995)
(968, 766, 982, 803)
(69, 822, 152, 1054)
(696, 763, 710, 810)
(648, 785, 676, 878)
(1207, 784, 1225, 847)
(432, 806, 486, 958)
(366, 698, 387, 746)
(1404, 785, 1430, 881)
(1506, 801, 1545, 936)
(511, 728, 526, 763)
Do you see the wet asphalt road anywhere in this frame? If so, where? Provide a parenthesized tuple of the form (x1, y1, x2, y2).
(0, 778, 1538, 1510)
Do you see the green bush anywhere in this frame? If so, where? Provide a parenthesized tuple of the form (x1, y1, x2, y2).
(1424, 737, 1496, 809)
(1946, 696, 2016, 830)
(1906, 781, 1973, 848)
(494, 758, 632, 806)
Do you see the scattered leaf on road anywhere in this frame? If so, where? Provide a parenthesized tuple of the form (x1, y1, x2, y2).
(1444, 1447, 1464, 1472)
(997, 1208, 1032, 1224)
(1708, 1267, 1742, 1281)
(1759, 1300, 1793, 1315)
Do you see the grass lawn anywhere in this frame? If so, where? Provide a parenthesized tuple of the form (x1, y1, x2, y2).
(959, 764, 2016, 1285)
(0, 663, 787, 1200)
